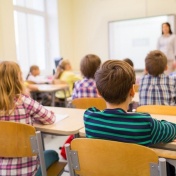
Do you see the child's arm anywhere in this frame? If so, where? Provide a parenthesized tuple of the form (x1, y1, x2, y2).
(23, 95, 55, 124)
(151, 118, 176, 144)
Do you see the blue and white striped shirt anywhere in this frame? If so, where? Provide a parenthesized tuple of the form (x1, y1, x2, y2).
(139, 74, 176, 106)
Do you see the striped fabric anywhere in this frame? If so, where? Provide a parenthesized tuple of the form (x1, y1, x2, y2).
(84, 107, 176, 146)
(139, 73, 176, 106)
(72, 78, 98, 99)
(0, 94, 55, 176)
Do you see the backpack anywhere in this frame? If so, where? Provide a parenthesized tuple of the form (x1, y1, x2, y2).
(60, 135, 74, 159)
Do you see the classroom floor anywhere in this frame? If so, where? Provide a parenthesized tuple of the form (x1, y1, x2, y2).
(44, 135, 69, 176)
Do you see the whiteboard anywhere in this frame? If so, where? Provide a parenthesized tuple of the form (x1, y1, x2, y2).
(109, 15, 176, 70)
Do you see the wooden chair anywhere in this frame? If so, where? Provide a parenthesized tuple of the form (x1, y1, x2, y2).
(136, 105, 176, 115)
(0, 121, 66, 176)
(65, 138, 167, 176)
(71, 98, 106, 110)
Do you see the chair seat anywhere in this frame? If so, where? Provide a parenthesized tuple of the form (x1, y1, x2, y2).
(47, 161, 67, 176)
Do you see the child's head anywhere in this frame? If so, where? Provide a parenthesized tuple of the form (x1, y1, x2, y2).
(123, 58, 134, 68)
(95, 60, 135, 104)
(59, 60, 71, 71)
(0, 61, 24, 113)
(80, 54, 101, 78)
(55, 60, 71, 79)
(145, 50, 167, 77)
(30, 65, 40, 76)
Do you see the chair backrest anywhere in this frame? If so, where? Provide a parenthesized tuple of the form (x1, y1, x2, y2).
(71, 98, 106, 110)
(65, 138, 166, 176)
(136, 105, 176, 115)
(0, 121, 47, 176)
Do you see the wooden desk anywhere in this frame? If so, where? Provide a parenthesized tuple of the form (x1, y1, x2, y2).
(79, 127, 86, 137)
(152, 114, 176, 124)
(34, 107, 85, 136)
(31, 84, 69, 106)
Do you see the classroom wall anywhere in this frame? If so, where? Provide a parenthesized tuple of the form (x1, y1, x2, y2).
(0, 0, 17, 61)
(1, 0, 176, 70)
(58, 0, 176, 71)
(58, 0, 74, 67)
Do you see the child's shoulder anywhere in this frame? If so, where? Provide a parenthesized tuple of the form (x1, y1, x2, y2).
(19, 94, 34, 104)
(75, 78, 94, 85)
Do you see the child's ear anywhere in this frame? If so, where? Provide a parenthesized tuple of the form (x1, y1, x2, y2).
(165, 65, 168, 71)
(130, 84, 135, 97)
(144, 68, 148, 75)
(96, 89, 102, 98)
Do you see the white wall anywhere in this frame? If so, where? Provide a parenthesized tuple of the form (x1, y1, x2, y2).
(58, 0, 74, 67)
(1, 0, 176, 70)
(58, 0, 176, 70)
(0, 0, 17, 61)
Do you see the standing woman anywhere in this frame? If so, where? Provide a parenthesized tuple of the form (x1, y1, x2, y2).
(157, 22, 176, 74)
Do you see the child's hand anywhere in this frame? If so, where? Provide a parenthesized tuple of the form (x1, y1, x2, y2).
(172, 139, 176, 142)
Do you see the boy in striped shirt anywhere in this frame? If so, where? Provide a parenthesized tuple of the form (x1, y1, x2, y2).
(84, 60, 176, 146)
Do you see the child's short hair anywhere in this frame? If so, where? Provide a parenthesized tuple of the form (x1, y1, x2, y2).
(123, 58, 134, 68)
(80, 54, 101, 78)
(95, 60, 135, 104)
(145, 50, 167, 77)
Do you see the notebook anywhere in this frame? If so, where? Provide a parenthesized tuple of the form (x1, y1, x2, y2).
(55, 114, 69, 123)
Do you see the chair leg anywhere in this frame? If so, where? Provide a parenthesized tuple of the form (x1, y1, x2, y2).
(65, 144, 75, 176)
(36, 131, 47, 176)
(159, 158, 167, 176)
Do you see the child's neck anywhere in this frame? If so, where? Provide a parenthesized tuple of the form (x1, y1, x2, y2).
(106, 102, 129, 112)
(106, 96, 132, 112)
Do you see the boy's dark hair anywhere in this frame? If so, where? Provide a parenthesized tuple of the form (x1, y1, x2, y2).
(95, 60, 135, 104)
(123, 58, 134, 67)
(145, 50, 167, 77)
(80, 54, 101, 79)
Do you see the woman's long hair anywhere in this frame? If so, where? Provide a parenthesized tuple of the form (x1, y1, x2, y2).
(0, 61, 24, 115)
(162, 22, 172, 35)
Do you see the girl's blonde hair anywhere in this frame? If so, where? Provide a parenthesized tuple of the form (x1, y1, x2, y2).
(0, 61, 24, 114)
(55, 60, 70, 79)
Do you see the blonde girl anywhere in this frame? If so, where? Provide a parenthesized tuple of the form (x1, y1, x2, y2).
(0, 61, 58, 176)
(53, 60, 81, 99)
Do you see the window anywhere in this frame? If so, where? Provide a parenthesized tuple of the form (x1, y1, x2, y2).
(13, 0, 59, 76)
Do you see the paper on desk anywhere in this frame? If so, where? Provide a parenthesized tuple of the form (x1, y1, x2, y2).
(55, 114, 68, 123)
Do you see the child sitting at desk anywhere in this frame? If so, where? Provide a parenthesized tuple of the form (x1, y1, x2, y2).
(84, 60, 176, 146)
(26, 65, 52, 105)
(26, 65, 51, 84)
(139, 50, 176, 106)
(72, 54, 101, 99)
(84, 60, 176, 174)
(0, 61, 58, 176)
(53, 59, 81, 100)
